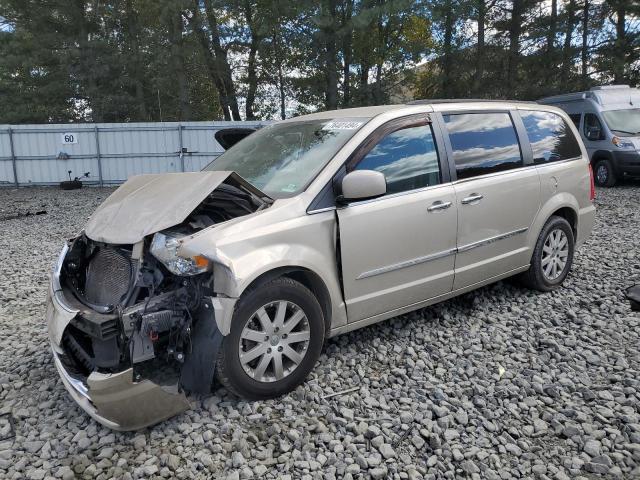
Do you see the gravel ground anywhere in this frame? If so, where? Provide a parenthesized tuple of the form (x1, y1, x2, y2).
(0, 183, 639, 480)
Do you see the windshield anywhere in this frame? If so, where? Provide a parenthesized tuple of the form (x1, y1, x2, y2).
(204, 118, 369, 198)
(601, 109, 640, 136)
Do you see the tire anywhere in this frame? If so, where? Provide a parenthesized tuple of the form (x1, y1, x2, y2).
(593, 159, 616, 187)
(59, 180, 83, 190)
(520, 216, 575, 292)
(216, 277, 324, 400)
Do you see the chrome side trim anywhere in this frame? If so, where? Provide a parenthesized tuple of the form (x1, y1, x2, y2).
(357, 248, 457, 280)
(307, 206, 337, 215)
(356, 227, 528, 280)
(457, 227, 528, 253)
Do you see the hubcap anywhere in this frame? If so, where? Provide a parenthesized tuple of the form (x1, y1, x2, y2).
(541, 228, 569, 281)
(238, 300, 310, 383)
(596, 165, 608, 184)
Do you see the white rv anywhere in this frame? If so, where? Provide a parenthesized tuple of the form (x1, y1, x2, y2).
(539, 85, 640, 186)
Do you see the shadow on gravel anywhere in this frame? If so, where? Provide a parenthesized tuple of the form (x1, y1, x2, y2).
(328, 279, 528, 346)
(0, 210, 47, 222)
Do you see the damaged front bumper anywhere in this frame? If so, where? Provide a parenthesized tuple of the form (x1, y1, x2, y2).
(47, 244, 192, 431)
(47, 283, 190, 431)
(51, 347, 189, 431)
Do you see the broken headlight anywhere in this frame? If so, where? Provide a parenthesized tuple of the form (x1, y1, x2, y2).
(150, 232, 210, 276)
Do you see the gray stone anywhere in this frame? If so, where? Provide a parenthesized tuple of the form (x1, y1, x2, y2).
(370, 467, 388, 480)
(583, 439, 601, 457)
(378, 444, 396, 459)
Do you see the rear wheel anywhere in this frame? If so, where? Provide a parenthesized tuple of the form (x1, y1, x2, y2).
(216, 277, 324, 400)
(521, 216, 574, 292)
(593, 159, 616, 187)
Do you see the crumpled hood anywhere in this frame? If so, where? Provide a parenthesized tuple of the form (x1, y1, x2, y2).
(85, 171, 269, 244)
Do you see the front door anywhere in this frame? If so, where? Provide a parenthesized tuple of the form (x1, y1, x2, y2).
(441, 111, 541, 290)
(337, 118, 458, 322)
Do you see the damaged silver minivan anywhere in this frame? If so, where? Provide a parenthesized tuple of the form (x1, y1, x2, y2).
(47, 101, 596, 430)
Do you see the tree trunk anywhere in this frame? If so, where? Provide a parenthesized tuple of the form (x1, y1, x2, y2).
(168, 6, 191, 120)
(203, 0, 241, 120)
(560, 0, 576, 85)
(507, 0, 523, 97)
(272, 32, 286, 119)
(441, 0, 454, 97)
(323, 0, 338, 110)
(189, 1, 231, 120)
(374, 63, 383, 104)
(613, 1, 627, 83)
(473, 0, 486, 95)
(124, 0, 147, 120)
(546, 0, 558, 54)
(581, 0, 589, 88)
(73, 0, 102, 121)
(341, 0, 354, 107)
(278, 62, 286, 120)
(359, 62, 370, 105)
(244, 1, 259, 120)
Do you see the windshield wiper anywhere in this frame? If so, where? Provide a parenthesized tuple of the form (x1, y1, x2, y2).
(612, 129, 639, 135)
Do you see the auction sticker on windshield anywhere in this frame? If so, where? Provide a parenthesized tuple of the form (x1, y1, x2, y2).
(322, 121, 364, 130)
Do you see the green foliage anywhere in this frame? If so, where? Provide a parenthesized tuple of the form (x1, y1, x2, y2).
(0, 0, 638, 123)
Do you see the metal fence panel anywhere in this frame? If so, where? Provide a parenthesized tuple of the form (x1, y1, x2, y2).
(0, 121, 269, 187)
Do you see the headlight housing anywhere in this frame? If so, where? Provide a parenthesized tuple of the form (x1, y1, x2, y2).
(612, 136, 634, 149)
(150, 232, 210, 276)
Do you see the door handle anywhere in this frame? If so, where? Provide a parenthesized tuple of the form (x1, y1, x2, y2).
(427, 200, 452, 212)
(461, 193, 484, 205)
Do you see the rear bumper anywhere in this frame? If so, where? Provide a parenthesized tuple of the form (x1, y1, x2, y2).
(577, 203, 596, 248)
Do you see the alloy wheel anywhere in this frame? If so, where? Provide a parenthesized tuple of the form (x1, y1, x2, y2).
(596, 164, 608, 185)
(238, 300, 310, 382)
(541, 228, 569, 281)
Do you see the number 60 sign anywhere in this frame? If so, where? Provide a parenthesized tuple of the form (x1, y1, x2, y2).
(61, 133, 78, 145)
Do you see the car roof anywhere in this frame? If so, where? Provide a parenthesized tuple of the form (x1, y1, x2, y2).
(283, 98, 539, 122)
(281, 99, 556, 123)
(408, 98, 536, 106)
(279, 105, 406, 123)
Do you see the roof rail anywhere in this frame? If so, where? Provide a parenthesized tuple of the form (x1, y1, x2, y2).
(407, 98, 535, 105)
(590, 85, 630, 91)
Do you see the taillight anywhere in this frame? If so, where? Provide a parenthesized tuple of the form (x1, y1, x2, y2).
(588, 163, 596, 201)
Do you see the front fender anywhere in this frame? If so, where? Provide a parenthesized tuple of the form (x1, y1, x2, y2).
(178, 210, 348, 335)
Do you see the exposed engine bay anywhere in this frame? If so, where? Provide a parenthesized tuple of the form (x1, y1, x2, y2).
(56, 174, 270, 393)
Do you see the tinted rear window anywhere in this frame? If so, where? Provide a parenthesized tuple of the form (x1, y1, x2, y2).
(443, 112, 523, 180)
(520, 111, 582, 164)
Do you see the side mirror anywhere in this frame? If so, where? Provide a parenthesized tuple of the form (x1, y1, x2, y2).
(586, 126, 602, 141)
(340, 170, 386, 202)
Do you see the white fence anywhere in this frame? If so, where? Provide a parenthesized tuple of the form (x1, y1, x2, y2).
(0, 121, 269, 187)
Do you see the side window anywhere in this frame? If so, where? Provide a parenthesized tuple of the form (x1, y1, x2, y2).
(584, 113, 605, 140)
(354, 124, 440, 194)
(520, 110, 582, 164)
(443, 112, 523, 180)
(568, 113, 581, 128)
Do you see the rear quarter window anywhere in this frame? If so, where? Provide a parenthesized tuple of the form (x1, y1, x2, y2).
(521, 110, 582, 164)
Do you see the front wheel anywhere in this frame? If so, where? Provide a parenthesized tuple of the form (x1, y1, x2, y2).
(593, 159, 616, 187)
(520, 216, 575, 292)
(216, 277, 324, 400)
